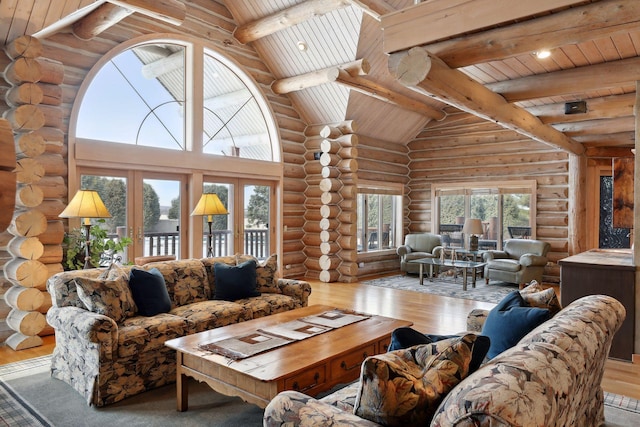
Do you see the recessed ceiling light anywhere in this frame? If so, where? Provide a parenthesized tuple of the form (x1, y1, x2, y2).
(296, 41, 308, 51)
(535, 50, 551, 59)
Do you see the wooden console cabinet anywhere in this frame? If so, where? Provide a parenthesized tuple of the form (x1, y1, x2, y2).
(559, 249, 635, 361)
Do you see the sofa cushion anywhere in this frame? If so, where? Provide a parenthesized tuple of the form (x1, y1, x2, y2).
(486, 258, 521, 272)
(353, 334, 479, 426)
(74, 276, 137, 323)
(387, 327, 490, 375)
(236, 254, 281, 294)
(170, 300, 253, 333)
(201, 256, 237, 296)
(117, 313, 191, 358)
(141, 259, 209, 306)
(520, 280, 562, 316)
(214, 259, 261, 301)
(129, 268, 172, 316)
(236, 293, 299, 318)
(482, 291, 550, 359)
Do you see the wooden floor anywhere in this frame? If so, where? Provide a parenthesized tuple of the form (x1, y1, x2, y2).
(1, 277, 639, 399)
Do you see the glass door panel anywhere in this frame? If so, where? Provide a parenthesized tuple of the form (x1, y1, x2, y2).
(141, 178, 181, 257)
(201, 182, 234, 256)
(77, 173, 129, 266)
(243, 184, 270, 259)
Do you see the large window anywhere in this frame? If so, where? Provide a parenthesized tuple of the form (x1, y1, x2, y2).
(357, 184, 403, 252)
(433, 181, 536, 250)
(70, 35, 281, 262)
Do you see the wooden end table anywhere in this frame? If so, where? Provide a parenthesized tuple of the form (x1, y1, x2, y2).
(164, 305, 412, 410)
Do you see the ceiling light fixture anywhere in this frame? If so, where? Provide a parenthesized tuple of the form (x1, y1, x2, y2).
(296, 41, 308, 51)
(535, 50, 551, 59)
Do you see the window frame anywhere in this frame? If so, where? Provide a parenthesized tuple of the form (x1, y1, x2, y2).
(432, 180, 537, 250)
(357, 181, 404, 253)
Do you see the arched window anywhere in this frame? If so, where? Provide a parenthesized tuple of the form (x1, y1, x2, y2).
(76, 39, 277, 161)
(70, 36, 281, 262)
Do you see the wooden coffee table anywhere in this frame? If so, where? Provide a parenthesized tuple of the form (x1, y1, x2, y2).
(164, 305, 412, 410)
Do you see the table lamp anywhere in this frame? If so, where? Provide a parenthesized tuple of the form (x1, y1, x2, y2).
(191, 193, 228, 257)
(59, 189, 112, 269)
(463, 218, 483, 251)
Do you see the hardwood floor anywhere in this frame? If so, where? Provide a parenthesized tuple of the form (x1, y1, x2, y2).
(1, 278, 638, 399)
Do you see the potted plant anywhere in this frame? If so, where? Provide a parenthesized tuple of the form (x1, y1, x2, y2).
(63, 219, 133, 270)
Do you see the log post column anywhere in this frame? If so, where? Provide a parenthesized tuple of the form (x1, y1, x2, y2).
(1, 35, 65, 350)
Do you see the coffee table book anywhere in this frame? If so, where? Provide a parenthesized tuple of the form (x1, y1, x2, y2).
(165, 304, 412, 410)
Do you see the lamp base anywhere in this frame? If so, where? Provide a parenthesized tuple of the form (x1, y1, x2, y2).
(469, 235, 479, 251)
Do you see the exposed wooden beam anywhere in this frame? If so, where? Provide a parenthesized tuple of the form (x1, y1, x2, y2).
(526, 93, 635, 125)
(73, 3, 134, 40)
(388, 47, 585, 155)
(552, 117, 635, 137)
(487, 57, 640, 102)
(380, 0, 589, 54)
(234, 0, 351, 44)
(271, 60, 445, 120)
(109, 0, 186, 26)
(347, 0, 395, 20)
(574, 132, 635, 147)
(424, 0, 640, 68)
(271, 59, 370, 94)
(585, 146, 634, 158)
(334, 71, 446, 120)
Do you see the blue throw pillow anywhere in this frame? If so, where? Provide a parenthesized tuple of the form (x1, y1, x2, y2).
(128, 267, 172, 316)
(388, 327, 490, 374)
(482, 290, 550, 359)
(214, 259, 260, 301)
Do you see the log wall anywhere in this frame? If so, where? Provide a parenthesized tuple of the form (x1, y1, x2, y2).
(303, 121, 359, 283)
(0, 35, 62, 349)
(0, 2, 309, 350)
(355, 134, 410, 278)
(408, 111, 570, 284)
(40, 1, 308, 282)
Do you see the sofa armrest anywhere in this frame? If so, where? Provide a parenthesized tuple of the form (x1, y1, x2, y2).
(46, 306, 118, 361)
(264, 391, 380, 427)
(277, 278, 312, 306)
(520, 254, 548, 267)
(467, 309, 489, 332)
(396, 245, 412, 257)
(483, 250, 508, 261)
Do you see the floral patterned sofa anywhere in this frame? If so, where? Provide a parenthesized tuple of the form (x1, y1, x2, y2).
(263, 294, 625, 427)
(46, 254, 311, 407)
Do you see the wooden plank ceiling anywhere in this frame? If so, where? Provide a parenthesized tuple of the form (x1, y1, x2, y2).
(1, 0, 637, 151)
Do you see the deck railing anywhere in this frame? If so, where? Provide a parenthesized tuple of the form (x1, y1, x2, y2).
(110, 229, 269, 259)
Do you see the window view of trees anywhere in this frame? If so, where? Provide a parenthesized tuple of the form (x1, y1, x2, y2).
(247, 185, 269, 228)
(80, 176, 163, 233)
(357, 193, 400, 252)
(436, 184, 533, 250)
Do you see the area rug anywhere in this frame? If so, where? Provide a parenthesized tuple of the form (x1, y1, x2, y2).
(362, 274, 519, 304)
(2, 356, 640, 426)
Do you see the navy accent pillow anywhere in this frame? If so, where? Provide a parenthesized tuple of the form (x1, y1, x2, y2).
(482, 290, 550, 359)
(214, 259, 260, 301)
(388, 327, 490, 374)
(128, 267, 172, 316)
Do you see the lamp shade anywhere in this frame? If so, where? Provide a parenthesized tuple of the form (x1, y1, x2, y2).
(462, 218, 483, 235)
(59, 189, 111, 219)
(190, 193, 228, 216)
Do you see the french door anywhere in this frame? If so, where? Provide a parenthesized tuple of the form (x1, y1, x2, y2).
(78, 169, 188, 263)
(77, 169, 275, 263)
(200, 178, 275, 260)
